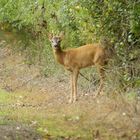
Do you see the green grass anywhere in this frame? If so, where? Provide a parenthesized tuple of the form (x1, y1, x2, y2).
(0, 88, 140, 140)
(0, 89, 92, 139)
(36, 116, 92, 139)
(0, 89, 13, 103)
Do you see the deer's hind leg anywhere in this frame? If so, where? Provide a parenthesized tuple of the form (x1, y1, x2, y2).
(94, 57, 105, 97)
(96, 65, 105, 96)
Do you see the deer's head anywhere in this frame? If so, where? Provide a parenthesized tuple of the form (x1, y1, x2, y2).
(48, 32, 64, 50)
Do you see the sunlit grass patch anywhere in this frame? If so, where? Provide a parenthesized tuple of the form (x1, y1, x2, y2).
(0, 89, 13, 104)
(4, 106, 92, 139)
(36, 115, 92, 140)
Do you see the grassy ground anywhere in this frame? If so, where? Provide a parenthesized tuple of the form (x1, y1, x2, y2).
(0, 31, 140, 140)
(0, 88, 140, 140)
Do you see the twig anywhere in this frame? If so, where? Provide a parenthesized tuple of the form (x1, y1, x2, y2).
(79, 72, 91, 82)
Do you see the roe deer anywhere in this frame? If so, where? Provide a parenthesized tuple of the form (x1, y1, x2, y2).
(49, 33, 113, 103)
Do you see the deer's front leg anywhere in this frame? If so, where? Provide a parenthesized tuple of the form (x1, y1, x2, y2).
(73, 69, 79, 102)
(69, 72, 74, 103)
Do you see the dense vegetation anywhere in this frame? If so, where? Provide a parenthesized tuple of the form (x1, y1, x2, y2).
(0, 0, 140, 91)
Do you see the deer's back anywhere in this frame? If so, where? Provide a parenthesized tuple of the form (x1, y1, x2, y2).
(64, 44, 106, 69)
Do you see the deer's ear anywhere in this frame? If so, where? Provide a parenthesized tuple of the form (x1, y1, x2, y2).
(59, 31, 65, 40)
(48, 33, 53, 40)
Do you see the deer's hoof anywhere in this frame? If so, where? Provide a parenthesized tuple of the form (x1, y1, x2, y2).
(73, 98, 78, 103)
(68, 98, 73, 104)
(68, 98, 78, 103)
(93, 93, 99, 99)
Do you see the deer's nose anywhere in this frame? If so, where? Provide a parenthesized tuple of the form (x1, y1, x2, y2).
(52, 42, 58, 47)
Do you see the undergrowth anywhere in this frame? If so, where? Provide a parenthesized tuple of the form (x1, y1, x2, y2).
(0, 28, 140, 94)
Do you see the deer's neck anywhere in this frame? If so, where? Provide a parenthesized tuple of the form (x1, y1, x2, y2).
(53, 48, 65, 65)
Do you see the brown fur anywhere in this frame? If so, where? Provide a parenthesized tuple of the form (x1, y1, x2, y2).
(49, 33, 111, 103)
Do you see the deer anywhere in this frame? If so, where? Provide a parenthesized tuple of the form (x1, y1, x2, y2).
(48, 32, 113, 103)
